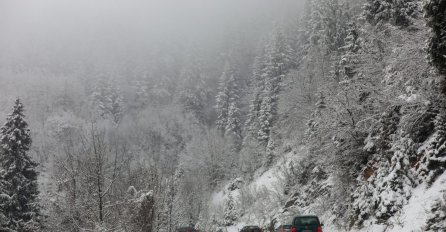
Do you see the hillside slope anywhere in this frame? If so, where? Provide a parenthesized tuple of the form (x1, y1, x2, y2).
(204, 0, 446, 231)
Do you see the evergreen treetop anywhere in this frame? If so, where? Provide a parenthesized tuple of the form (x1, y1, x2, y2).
(0, 98, 41, 232)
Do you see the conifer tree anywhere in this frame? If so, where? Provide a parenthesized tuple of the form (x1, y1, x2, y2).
(225, 71, 242, 140)
(351, 107, 402, 226)
(245, 50, 266, 138)
(91, 75, 110, 118)
(418, 108, 446, 183)
(363, 0, 418, 27)
(134, 79, 149, 109)
(107, 84, 123, 124)
(0, 99, 41, 232)
(215, 64, 232, 131)
(374, 136, 417, 221)
(425, 0, 446, 75)
(91, 76, 124, 124)
(225, 101, 241, 140)
(321, 0, 349, 51)
(247, 29, 296, 145)
(338, 22, 361, 80)
(215, 62, 242, 141)
(178, 54, 211, 124)
(306, 0, 349, 53)
(223, 193, 237, 226)
(424, 193, 446, 231)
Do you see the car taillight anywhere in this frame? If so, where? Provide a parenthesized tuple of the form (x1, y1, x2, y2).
(291, 226, 297, 232)
(317, 225, 322, 232)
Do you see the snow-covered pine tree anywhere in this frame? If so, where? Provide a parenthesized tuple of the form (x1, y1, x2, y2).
(419, 0, 446, 187)
(342, 22, 360, 53)
(245, 48, 266, 139)
(91, 74, 110, 118)
(134, 79, 150, 109)
(215, 64, 243, 157)
(423, 191, 446, 231)
(223, 192, 238, 226)
(131, 191, 155, 232)
(352, 105, 420, 225)
(321, 0, 349, 52)
(270, 28, 297, 72)
(0, 99, 41, 231)
(338, 22, 361, 80)
(178, 55, 211, 124)
(226, 101, 242, 141)
(215, 62, 241, 135)
(258, 87, 273, 143)
(172, 169, 194, 227)
(363, 0, 418, 27)
(425, 0, 446, 76)
(417, 108, 446, 184)
(225, 71, 242, 141)
(56, 81, 76, 112)
(107, 84, 123, 125)
(374, 136, 417, 221)
(241, 51, 268, 172)
(246, 28, 296, 146)
(352, 106, 402, 226)
(215, 66, 230, 132)
(91, 75, 124, 124)
(163, 174, 177, 232)
(305, 0, 349, 53)
(304, 0, 323, 47)
(256, 29, 296, 144)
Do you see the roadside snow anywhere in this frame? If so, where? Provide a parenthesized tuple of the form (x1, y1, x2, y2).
(217, 149, 303, 231)
(350, 171, 446, 232)
(384, 171, 446, 232)
(210, 146, 446, 232)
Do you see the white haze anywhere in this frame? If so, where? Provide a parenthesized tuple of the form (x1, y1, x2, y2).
(0, 0, 304, 71)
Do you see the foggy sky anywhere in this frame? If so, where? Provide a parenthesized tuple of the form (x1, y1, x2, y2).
(0, 0, 304, 71)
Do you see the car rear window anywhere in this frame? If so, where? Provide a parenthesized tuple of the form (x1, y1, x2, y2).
(294, 217, 319, 225)
(243, 227, 261, 232)
(177, 228, 194, 232)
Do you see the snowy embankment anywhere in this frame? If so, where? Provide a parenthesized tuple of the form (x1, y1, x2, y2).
(210, 144, 446, 232)
(304, 171, 446, 232)
(210, 148, 304, 232)
(347, 171, 446, 232)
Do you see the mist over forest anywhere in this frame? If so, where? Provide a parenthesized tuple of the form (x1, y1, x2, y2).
(1, 0, 446, 232)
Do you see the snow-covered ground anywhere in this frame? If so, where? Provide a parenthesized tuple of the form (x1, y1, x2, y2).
(211, 145, 446, 232)
(299, 172, 446, 232)
(210, 148, 303, 232)
(346, 171, 446, 232)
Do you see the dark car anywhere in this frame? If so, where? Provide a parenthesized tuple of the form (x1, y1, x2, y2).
(291, 216, 323, 232)
(276, 224, 292, 232)
(176, 226, 198, 232)
(240, 225, 262, 232)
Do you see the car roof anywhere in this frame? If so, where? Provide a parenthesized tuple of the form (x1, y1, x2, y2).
(293, 215, 321, 225)
(243, 226, 260, 228)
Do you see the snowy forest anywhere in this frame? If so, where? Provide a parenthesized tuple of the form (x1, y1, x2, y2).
(1, 0, 446, 231)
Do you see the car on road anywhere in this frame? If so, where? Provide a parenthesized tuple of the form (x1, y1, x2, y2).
(176, 226, 198, 232)
(276, 224, 292, 232)
(216, 227, 228, 232)
(291, 215, 323, 232)
(240, 225, 262, 232)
